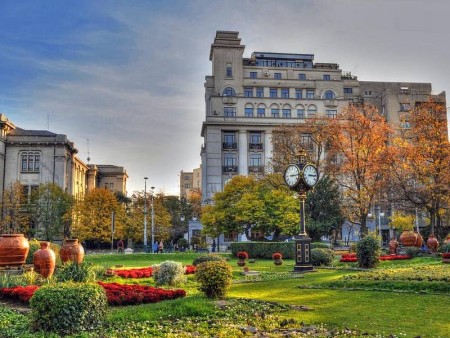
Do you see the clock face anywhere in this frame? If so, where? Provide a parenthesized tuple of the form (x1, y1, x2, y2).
(284, 164, 301, 187)
(303, 164, 319, 187)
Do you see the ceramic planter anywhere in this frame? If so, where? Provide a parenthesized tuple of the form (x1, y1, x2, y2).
(274, 259, 283, 266)
(389, 239, 398, 254)
(0, 234, 30, 267)
(33, 241, 56, 278)
(399, 230, 416, 247)
(60, 239, 85, 264)
(426, 234, 439, 253)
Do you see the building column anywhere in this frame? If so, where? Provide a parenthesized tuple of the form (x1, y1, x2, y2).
(264, 130, 273, 173)
(238, 130, 248, 175)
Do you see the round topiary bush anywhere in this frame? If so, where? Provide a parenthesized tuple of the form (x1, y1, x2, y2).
(192, 254, 226, 266)
(30, 282, 107, 336)
(196, 261, 232, 299)
(311, 248, 335, 266)
(152, 261, 185, 286)
(356, 235, 381, 269)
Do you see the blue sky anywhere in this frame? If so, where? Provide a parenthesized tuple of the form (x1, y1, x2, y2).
(1, 0, 449, 195)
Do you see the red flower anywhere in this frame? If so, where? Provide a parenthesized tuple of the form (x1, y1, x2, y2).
(272, 252, 283, 260)
(185, 265, 196, 274)
(237, 251, 249, 260)
(442, 252, 450, 259)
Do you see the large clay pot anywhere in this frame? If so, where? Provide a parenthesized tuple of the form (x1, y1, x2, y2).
(426, 234, 439, 253)
(0, 234, 30, 267)
(414, 232, 423, 248)
(33, 241, 56, 278)
(389, 238, 398, 254)
(399, 230, 417, 247)
(60, 239, 85, 264)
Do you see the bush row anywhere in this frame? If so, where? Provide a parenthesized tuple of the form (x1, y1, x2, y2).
(230, 241, 330, 259)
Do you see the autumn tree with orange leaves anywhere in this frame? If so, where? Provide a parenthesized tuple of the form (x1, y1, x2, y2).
(391, 100, 450, 238)
(326, 104, 393, 236)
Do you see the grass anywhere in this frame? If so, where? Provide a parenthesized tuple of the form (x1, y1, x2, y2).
(2, 252, 449, 337)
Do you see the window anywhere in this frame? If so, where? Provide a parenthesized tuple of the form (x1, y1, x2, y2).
(400, 103, 411, 111)
(344, 87, 353, 94)
(245, 107, 254, 117)
(297, 108, 305, 118)
(250, 72, 257, 79)
(295, 89, 302, 99)
(21, 152, 40, 172)
(299, 73, 306, 81)
(223, 87, 235, 96)
(244, 87, 253, 97)
(300, 134, 313, 150)
(282, 109, 291, 118)
(224, 107, 236, 117)
(226, 63, 232, 77)
(326, 109, 337, 118)
(274, 72, 282, 79)
(271, 108, 279, 118)
(324, 90, 335, 99)
(249, 153, 262, 167)
(401, 121, 411, 129)
(185, 183, 190, 188)
(306, 90, 314, 99)
(223, 132, 236, 145)
(307, 105, 317, 118)
(256, 87, 264, 98)
(249, 132, 262, 144)
(184, 176, 190, 180)
(270, 88, 278, 98)
(364, 90, 372, 96)
(281, 88, 289, 98)
(224, 153, 236, 166)
(257, 107, 265, 117)
(323, 74, 331, 81)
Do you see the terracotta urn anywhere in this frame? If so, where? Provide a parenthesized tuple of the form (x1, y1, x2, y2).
(399, 230, 416, 247)
(414, 232, 423, 248)
(0, 234, 30, 267)
(389, 238, 399, 255)
(33, 241, 56, 278)
(426, 234, 439, 253)
(60, 239, 85, 264)
(237, 259, 246, 267)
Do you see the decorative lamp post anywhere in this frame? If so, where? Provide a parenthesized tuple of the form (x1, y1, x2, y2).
(283, 150, 318, 272)
(143, 177, 148, 253)
(150, 186, 155, 252)
(378, 209, 384, 245)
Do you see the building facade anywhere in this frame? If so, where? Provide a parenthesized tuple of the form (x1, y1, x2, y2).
(179, 165, 202, 199)
(200, 31, 446, 243)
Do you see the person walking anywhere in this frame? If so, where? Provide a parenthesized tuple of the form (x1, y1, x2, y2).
(153, 242, 159, 254)
(158, 241, 164, 254)
(117, 239, 124, 254)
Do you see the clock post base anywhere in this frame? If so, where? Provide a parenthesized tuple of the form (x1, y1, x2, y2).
(293, 236, 314, 273)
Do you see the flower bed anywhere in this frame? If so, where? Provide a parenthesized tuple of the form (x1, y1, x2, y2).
(113, 265, 196, 278)
(442, 253, 450, 259)
(339, 253, 411, 262)
(0, 283, 186, 306)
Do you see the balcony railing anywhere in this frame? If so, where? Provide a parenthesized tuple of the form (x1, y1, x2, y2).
(223, 166, 238, 173)
(248, 166, 264, 174)
(222, 142, 237, 150)
(249, 143, 263, 150)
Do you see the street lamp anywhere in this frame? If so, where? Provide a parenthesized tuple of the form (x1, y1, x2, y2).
(150, 186, 155, 252)
(143, 177, 148, 252)
(378, 210, 385, 245)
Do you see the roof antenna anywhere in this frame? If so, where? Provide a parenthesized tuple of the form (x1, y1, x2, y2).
(87, 138, 91, 164)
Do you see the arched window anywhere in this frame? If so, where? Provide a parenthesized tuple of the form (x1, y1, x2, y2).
(307, 105, 317, 118)
(223, 87, 236, 97)
(245, 104, 254, 117)
(324, 90, 335, 99)
(296, 104, 305, 118)
(257, 104, 266, 118)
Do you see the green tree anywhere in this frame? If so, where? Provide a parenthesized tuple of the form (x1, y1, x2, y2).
(30, 183, 73, 241)
(306, 176, 344, 242)
(201, 175, 299, 241)
(0, 181, 30, 235)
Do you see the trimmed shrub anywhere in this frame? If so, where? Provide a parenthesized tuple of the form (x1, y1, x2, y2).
(311, 248, 335, 266)
(439, 243, 450, 253)
(30, 282, 107, 336)
(311, 242, 331, 249)
(404, 246, 420, 257)
(230, 242, 294, 259)
(192, 254, 225, 266)
(55, 262, 96, 283)
(196, 261, 232, 299)
(237, 251, 249, 259)
(356, 235, 380, 269)
(152, 261, 185, 286)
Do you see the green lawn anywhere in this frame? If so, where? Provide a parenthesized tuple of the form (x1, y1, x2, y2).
(2, 252, 449, 337)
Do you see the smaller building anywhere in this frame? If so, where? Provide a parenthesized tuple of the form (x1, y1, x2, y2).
(179, 165, 202, 199)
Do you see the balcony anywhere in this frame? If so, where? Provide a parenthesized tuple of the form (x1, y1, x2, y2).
(222, 142, 237, 150)
(249, 143, 263, 151)
(248, 166, 264, 174)
(223, 166, 238, 173)
(222, 96, 237, 104)
(324, 99, 338, 107)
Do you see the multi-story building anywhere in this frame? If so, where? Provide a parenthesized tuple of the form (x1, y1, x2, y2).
(0, 114, 128, 200)
(179, 165, 202, 199)
(201, 31, 446, 205)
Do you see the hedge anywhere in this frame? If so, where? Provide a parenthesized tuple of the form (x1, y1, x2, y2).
(230, 242, 295, 259)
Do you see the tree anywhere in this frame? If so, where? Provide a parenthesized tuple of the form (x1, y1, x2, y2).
(72, 188, 124, 244)
(0, 181, 30, 235)
(30, 183, 73, 241)
(201, 175, 299, 241)
(391, 99, 450, 238)
(305, 176, 344, 242)
(326, 104, 393, 236)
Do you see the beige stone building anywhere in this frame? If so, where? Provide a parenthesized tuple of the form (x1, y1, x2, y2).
(201, 31, 446, 204)
(179, 165, 202, 199)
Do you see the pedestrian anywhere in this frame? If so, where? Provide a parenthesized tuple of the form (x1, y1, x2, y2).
(153, 242, 159, 254)
(158, 241, 164, 254)
(117, 239, 124, 254)
(211, 239, 216, 252)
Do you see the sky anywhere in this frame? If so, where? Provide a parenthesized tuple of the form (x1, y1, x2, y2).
(1, 0, 449, 196)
